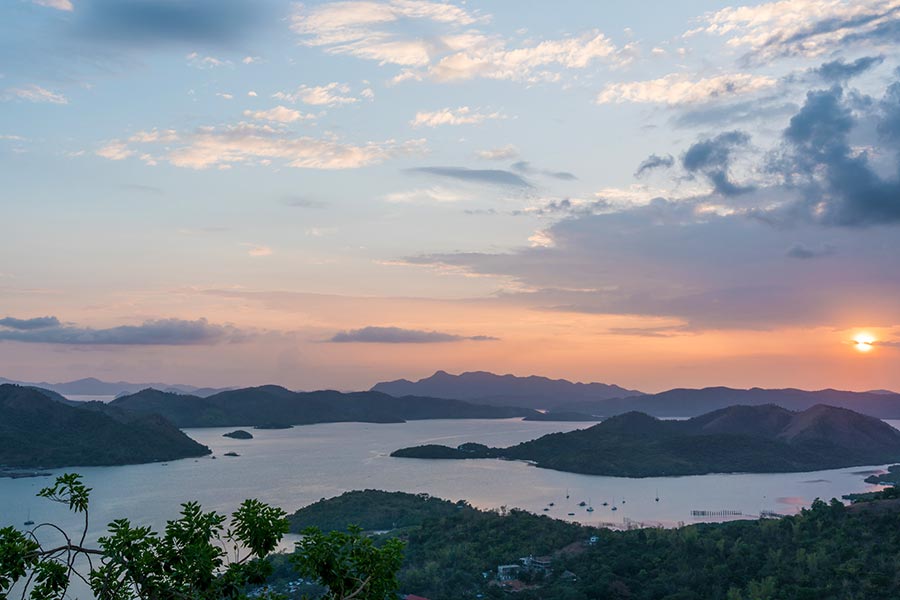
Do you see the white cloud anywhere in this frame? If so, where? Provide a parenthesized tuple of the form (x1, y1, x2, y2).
(216, 92, 234, 100)
(361, 87, 375, 100)
(242, 243, 273, 257)
(243, 106, 315, 123)
(31, 0, 73, 11)
(410, 106, 506, 127)
(528, 229, 555, 248)
(383, 187, 466, 203)
(96, 122, 426, 170)
(693, 0, 900, 61)
(4, 84, 68, 104)
(596, 73, 777, 105)
(95, 141, 134, 161)
(273, 82, 359, 106)
(291, 2, 625, 84)
(186, 52, 231, 69)
(248, 91, 258, 97)
(242, 56, 261, 64)
(476, 144, 519, 160)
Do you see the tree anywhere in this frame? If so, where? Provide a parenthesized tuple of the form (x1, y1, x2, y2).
(0, 473, 404, 600)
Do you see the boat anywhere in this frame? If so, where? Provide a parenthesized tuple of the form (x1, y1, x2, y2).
(548, 502, 554, 507)
(655, 489, 659, 502)
(611, 506, 618, 511)
(24, 520, 34, 526)
(586, 506, 594, 512)
(602, 501, 608, 506)
(565, 489, 570, 499)
(543, 508, 549, 512)
(567, 512, 575, 516)
(578, 501, 586, 507)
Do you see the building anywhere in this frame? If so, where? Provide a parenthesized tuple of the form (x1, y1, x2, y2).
(497, 564, 521, 581)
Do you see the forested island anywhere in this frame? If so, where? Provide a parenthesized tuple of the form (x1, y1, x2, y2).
(392, 404, 900, 477)
(0, 384, 210, 468)
(275, 486, 900, 600)
(110, 386, 540, 427)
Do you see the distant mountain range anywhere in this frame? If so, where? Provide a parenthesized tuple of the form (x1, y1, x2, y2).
(371, 370, 644, 410)
(0, 384, 210, 468)
(556, 386, 900, 419)
(110, 386, 541, 428)
(392, 404, 900, 477)
(0, 376, 229, 398)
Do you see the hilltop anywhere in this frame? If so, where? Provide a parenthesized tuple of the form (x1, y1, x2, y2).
(0, 376, 228, 398)
(557, 386, 900, 418)
(110, 386, 539, 428)
(393, 404, 900, 477)
(0, 384, 210, 468)
(372, 370, 643, 410)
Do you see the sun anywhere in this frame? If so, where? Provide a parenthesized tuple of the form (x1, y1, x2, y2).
(853, 333, 876, 353)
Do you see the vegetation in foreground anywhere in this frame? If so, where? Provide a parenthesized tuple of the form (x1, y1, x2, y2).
(0, 474, 402, 600)
(286, 487, 900, 600)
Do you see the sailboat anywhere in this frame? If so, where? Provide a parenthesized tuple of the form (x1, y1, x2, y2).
(655, 489, 660, 502)
(565, 489, 570, 499)
(586, 498, 594, 513)
(24, 507, 34, 526)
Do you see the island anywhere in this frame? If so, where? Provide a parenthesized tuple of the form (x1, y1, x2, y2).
(110, 386, 538, 428)
(0, 384, 211, 468)
(254, 423, 294, 430)
(223, 430, 254, 439)
(392, 404, 900, 477)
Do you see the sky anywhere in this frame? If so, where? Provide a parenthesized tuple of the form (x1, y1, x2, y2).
(1, 0, 900, 392)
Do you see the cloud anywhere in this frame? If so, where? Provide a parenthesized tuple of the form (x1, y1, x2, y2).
(383, 187, 466, 203)
(273, 82, 360, 106)
(407, 166, 531, 187)
(3, 85, 68, 105)
(31, 0, 73, 11)
(0, 317, 244, 345)
(694, 0, 900, 63)
(511, 161, 577, 181)
(683, 131, 753, 196)
(96, 123, 426, 170)
(0, 316, 61, 330)
(290, 3, 627, 84)
(770, 83, 900, 226)
(597, 73, 776, 105)
(411, 106, 505, 127)
(476, 145, 519, 160)
(397, 197, 900, 330)
(813, 55, 885, 82)
(74, 0, 272, 47)
(328, 326, 497, 343)
(186, 52, 231, 68)
(241, 243, 272, 257)
(785, 243, 836, 259)
(243, 106, 314, 123)
(635, 154, 674, 177)
(284, 196, 327, 209)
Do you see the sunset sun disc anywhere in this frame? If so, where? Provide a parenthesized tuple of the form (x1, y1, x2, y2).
(853, 333, 875, 353)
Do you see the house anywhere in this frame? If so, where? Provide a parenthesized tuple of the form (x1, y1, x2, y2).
(519, 554, 552, 573)
(497, 564, 521, 581)
(588, 535, 599, 545)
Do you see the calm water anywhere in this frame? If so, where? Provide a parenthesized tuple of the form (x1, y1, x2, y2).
(1, 418, 893, 534)
(2, 417, 894, 598)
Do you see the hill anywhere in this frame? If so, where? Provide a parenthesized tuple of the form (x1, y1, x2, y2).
(371, 370, 643, 410)
(0, 376, 229, 398)
(110, 386, 538, 428)
(0, 384, 210, 468)
(392, 404, 900, 477)
(557, 386, 900, 418)
(269, 489, 900, 600)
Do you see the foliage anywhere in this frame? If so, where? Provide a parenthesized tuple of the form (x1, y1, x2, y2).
(288, 490, 474, 533)
(0, 474, 403, 600)
(292, 527, 404, 600)
(282, 489, 900, 600)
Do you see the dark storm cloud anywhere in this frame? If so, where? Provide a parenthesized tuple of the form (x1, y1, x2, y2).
(74, 0, 273, 47)
(406, 167, 532, 187)
(0, 316, 61, 330)
(0, 317, 243, 345)
(674, 96, 798, 129)
(328, 326, 498, 343)
(814, 56, 885, 82)
(773, 85, 900, 226)
(682, 131, 753, 196)
(634, 154, 674, 177)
